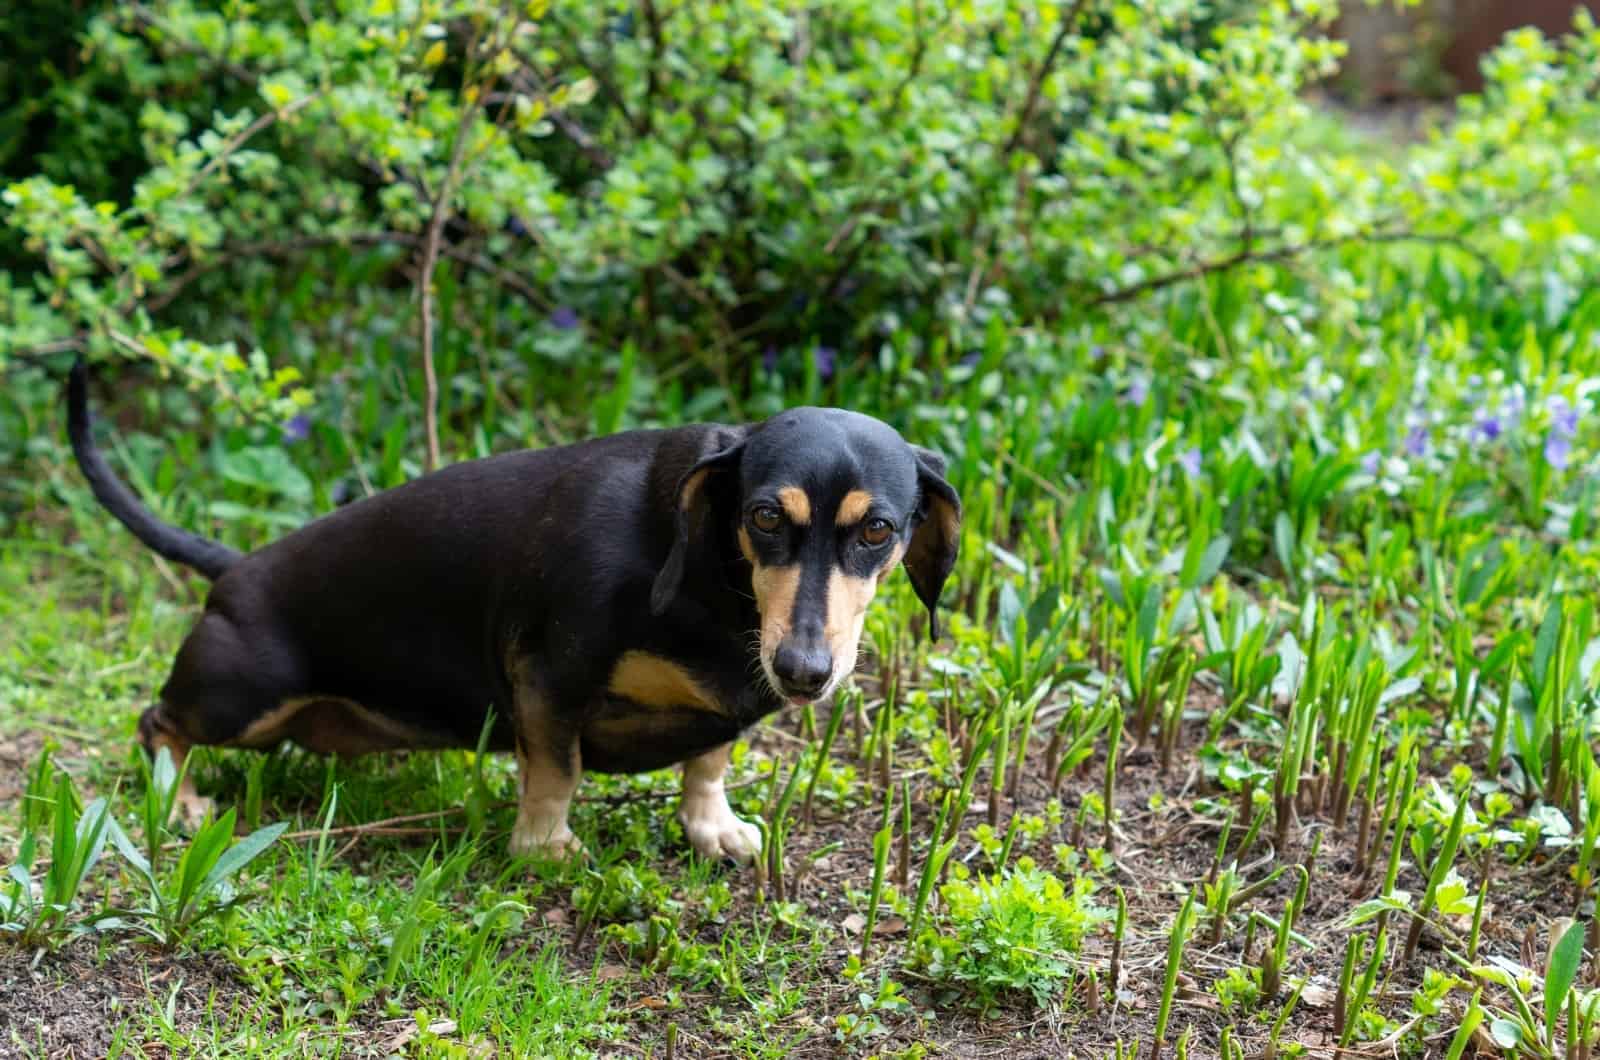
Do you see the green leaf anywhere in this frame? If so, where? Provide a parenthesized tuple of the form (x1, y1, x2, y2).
(1489, 1017, 1522, 1048)
(216, 446, 312, 503)
(997, 580, 1023, 646)
(1544, 920, 1584, 1043)
(1273, 511, 1297, 582)
(1191, 534, 1231, 587)
(172, 811, 236, 916)
(198, 821, 290, 906)
(1532, 599, 1562, 699)
(1024, 586, 1062, 646)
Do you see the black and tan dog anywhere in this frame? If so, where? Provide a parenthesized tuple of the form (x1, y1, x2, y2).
(66, 362, 960, 862)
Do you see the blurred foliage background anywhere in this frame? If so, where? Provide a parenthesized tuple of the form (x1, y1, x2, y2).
(1, 0, 1597, 544)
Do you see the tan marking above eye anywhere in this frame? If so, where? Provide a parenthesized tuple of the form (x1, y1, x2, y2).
(607, 651, 724, 713)
(777, 486, 812, 526)
(836, 489, 874, 527)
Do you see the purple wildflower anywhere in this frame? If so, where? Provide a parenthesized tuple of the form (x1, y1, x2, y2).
(1548, 395, 1579, 436)
(1503, 388, 1527, 422)
(1404, 425, 1429, 458)
(1125, 376, 1150, 408)
(1177, 447, 1202, 479)
(1474, 410, 1502, 443)
(812, 346, 836, 380)
(1361, 451, 1381, 476)
(282, 412, 311, 444)
(958, 351, 982, 369)
(762, 345, 778, 374)
(549, 306, 580, 331)
(1545, 432, 1573, 471)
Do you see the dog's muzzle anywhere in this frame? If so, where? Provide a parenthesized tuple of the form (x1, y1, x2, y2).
(771, 640, 832, 703)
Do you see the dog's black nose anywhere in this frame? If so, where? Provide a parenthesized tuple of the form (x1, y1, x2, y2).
(772, 644, 832, 699)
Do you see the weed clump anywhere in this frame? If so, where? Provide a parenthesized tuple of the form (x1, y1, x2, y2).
(913, 858, 1106, 1012)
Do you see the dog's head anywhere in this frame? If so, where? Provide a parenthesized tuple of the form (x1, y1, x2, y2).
(651, 408, 961, 705)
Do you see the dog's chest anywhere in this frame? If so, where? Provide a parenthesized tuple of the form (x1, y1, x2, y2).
(576, 651, 771, 773)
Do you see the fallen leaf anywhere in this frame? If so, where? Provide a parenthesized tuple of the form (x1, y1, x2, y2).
(876, 917, 907, 936)
(842, 913, 866, 935)
(428, 1019, 458, 1036)
(595, 964, 631, 982)
(541, 907, 569, 926)
(383, 1025, 417, 1052)
(1299, 981, 1336, 1009)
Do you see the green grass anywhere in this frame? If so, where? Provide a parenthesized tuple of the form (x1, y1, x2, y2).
(4, 123, 1600, 1058)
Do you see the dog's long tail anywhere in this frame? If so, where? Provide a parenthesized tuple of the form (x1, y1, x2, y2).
(66, 358, 241, 580)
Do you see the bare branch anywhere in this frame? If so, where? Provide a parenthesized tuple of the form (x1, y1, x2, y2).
(505, 65, 615, 170)
(127, 4, 262, 86)
(144, 232, 551, 315)
(884, 0, 928, 121)
(546, 15, 642, 135)
(640, 0, 665, 136)
(1000, 0, 1091, 159)
(414, 15, 495, 474)
(1086, 226, 1516, 307)
(418, 106, 480, 473)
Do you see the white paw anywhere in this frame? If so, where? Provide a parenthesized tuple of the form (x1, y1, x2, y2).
(678, 798, 763, 863)
(509, 823, 585, 862)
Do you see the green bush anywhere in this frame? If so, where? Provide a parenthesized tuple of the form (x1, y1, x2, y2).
(4, 0, 1598, 439)
(914, 858, 1106, 1012)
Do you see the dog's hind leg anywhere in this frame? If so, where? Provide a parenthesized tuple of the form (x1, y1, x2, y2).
(137, 702, 215, 827)
(508, 683, 584, 860)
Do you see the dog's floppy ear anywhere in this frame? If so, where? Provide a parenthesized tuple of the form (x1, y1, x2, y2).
(904, 445, 962, 639)
(650, 431, 748, 616)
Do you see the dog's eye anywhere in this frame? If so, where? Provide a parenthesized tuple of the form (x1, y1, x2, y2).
(861, 518, 893, 546)
(751, 506, 783, 534)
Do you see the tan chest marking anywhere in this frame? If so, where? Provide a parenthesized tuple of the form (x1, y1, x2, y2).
(607, 651, 723, 713)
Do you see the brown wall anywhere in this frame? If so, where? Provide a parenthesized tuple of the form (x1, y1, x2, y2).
(1334, 0, 1600, 99)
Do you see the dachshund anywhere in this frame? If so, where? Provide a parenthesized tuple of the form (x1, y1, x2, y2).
(66, 361, 960, 863)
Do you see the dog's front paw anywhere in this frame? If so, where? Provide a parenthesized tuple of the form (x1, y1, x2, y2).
(678, 798, 763, 863)
(509, 824, 586, 863)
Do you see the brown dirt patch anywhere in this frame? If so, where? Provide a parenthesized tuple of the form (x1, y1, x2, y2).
(0, 942, 260, 1059)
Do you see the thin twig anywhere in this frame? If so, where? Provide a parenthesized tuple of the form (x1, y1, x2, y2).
(640, 0, 665, 136)
(127, 4, 262, 86)
(1000, 0, 1090, 158)
(182, 95, 318, 203)
(146, 232, 550, 315)
(884, 0, 927, 121)
(273, 777, 766, 843)
(545, 15, 640, 134)
(504, 67, 614, 170)
(417, 48, 487, 474)
(1086, 227, 1513, 307)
